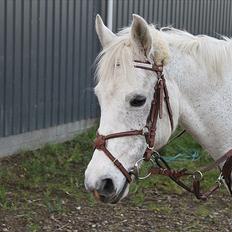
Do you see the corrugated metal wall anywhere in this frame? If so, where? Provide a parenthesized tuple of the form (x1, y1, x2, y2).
(0, 0, 106, 137)
(112, 0, 232, 37)
(0, 0, 232, 138)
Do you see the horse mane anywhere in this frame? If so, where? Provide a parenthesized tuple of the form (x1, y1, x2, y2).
(161, 27, 232, 76)
(96, 25, 232, 83)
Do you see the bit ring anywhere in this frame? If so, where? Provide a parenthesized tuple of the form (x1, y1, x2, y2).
(130, 157, 156, 180)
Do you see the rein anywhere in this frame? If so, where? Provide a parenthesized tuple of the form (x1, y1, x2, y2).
(94, 60, 232, 200)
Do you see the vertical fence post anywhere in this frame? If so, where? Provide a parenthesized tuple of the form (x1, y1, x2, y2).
(107, 0, 113, 30)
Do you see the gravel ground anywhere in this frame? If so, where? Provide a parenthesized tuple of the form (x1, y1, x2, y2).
(0, 189, 231, 232)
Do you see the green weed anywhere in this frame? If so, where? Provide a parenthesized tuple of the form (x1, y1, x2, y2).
(0, 126, 228, 217)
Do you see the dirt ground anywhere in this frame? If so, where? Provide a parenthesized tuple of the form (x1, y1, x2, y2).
(0, 129, 231, 232)
(0, 189, 231, 232)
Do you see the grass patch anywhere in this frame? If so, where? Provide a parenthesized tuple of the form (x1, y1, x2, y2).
(0, 126, 227, 216)
(194, 204, 210, 217)
(0, 128, 96, 215)
(27, 223, 41, 232)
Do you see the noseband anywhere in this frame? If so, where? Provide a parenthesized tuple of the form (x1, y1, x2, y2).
(94, 60, 174, 183)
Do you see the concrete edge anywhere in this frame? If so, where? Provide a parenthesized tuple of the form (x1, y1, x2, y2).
(0, 118, 98, 158)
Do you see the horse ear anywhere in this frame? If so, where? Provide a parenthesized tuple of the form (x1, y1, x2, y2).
(130, 14, 152, 57)
(95, 14, 117, 48)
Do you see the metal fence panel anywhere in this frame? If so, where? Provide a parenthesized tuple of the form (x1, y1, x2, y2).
(112, 0, 232, 37)
(1, 0, 232, 139)
(0, 0, 107, 137)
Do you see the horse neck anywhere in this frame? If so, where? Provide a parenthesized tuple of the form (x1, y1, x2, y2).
(170, 50, 232, 160)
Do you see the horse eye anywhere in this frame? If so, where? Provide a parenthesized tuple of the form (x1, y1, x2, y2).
(130, 95, 146, 107)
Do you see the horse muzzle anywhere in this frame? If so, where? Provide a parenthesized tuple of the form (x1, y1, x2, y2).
(90, 178, 129, 204)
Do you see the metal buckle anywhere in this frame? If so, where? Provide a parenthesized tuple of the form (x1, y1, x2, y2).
(147, 145, 155, 150)
(151, 150, 161, 158)
(192, 171, 203, 181)
(216, 173, 223, 187)
(130, 157, 156, 180)
(157, 76, 163, 83)
(142, 126, 149, 135)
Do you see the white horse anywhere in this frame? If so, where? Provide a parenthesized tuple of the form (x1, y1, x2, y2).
(84, 14, 232, 203)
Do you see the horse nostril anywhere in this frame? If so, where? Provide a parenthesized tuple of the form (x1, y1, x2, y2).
(100, 178, 115, 196)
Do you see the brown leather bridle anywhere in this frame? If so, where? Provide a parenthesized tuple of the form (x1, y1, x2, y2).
(94, 60, 232, 200)
(94, 61, 173, 183)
